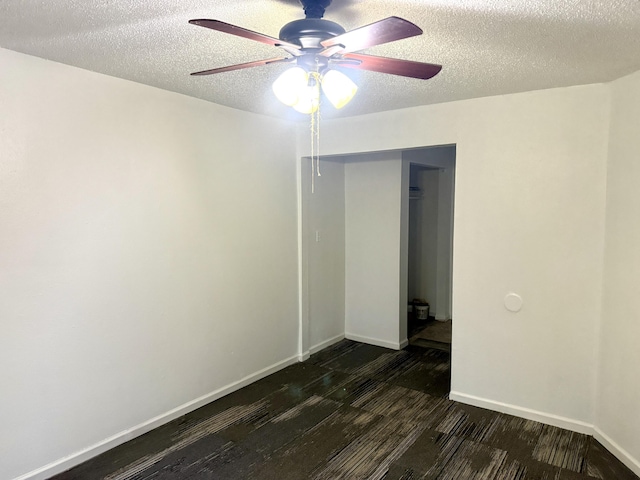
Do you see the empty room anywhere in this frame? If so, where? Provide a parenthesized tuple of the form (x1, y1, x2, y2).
(1, 1, 640, 479)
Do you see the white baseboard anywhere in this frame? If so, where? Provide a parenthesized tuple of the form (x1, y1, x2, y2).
(345, 332, 404, 350)
(449, 392, 640, 475)
(448, 391, 594, 435)
(309, 334, 345, 355)
(594, 427, 640, 477)
(435, 315, 450, 322)
(399, 338, 409, 349)
(13, 354, 300, 480)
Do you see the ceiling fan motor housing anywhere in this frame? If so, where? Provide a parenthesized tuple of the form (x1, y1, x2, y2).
(279, 19, 345, 49)
(279, 18, 345, 72)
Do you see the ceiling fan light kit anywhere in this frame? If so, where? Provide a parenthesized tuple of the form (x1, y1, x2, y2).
(189, 0, 442, 113)
(272, 66, 357, 113)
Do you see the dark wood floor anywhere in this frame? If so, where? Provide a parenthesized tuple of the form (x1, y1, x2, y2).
(51, 340, 638, 480)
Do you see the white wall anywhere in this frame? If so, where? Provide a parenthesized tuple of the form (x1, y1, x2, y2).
(0, 48, 299, 480)
(300, 84, 609, 430)
(301, 157, 346, 353)
(422, 170, 440, 310)
(408, 167, 439, 306)
(434, 162, 455, 321)
(344, 152, 406, 349)
(596, 69, 640, 474)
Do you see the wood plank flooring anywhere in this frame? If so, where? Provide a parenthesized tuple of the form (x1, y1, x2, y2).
(50, 340, 638, 480)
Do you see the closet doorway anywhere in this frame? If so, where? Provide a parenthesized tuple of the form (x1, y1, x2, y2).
(405, 146, 455, 351)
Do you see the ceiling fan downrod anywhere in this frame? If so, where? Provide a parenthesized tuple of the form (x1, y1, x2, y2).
(300, 0, 332, 19)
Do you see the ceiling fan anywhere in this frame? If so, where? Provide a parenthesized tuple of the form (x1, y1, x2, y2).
(189, 0, 442, 112)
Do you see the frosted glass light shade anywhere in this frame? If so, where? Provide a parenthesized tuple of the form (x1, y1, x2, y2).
(272, 67, 308, 106)
(321, 69, 358, 109)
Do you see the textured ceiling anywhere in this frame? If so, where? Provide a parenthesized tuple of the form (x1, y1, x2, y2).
(2, 0, 640, 119)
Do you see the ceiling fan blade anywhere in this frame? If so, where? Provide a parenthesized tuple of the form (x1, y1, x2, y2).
(334, 53, 442, 80)
(319, 16, 422, 55)
(191, 57, 292, 76)
(189, 19, 302, 56)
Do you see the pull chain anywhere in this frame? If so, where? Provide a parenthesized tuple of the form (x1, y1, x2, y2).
(310, 70, 321, 193)
(311, 99, 316, 193)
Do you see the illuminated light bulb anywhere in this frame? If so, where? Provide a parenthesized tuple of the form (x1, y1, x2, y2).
(321, 69, 358, 109)
(272, 67, 308, 106)
(292, 83, 320, 114)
